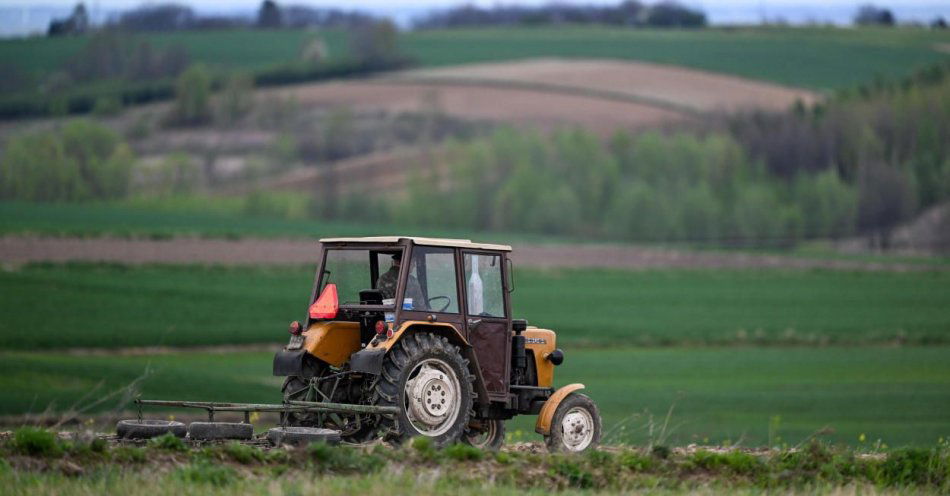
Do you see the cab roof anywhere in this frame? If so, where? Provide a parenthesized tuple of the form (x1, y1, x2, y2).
(319, 236, 512, 252)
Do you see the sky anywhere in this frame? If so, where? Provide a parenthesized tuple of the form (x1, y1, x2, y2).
(2, 0, 949, 37)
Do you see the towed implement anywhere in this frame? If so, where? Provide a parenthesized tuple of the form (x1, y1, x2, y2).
(136, 236, 601, 452)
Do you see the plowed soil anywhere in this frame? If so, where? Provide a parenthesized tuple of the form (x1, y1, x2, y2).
(270, 58, 818, 136)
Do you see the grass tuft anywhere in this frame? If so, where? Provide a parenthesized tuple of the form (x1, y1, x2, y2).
(11, 427, 62, 457)
(443, 443, 484, 461)
(175, 461, 237, 486)
(147, 433, 187, 452)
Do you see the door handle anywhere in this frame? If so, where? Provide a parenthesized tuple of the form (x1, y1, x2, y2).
(467, 319, 482, 328)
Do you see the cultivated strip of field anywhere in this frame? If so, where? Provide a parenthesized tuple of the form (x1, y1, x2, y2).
(3, 347, 948, 446)
(386, 58, 818, 114)
(1, 235, 944, 272)
(2, 264, 948, 350)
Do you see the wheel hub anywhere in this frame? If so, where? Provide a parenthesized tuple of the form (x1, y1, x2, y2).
(407, 364, 457, 428)
(560, 407, 594, 451)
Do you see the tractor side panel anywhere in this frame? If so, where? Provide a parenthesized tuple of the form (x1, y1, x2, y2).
(524, 328, 556, 388)
(302, 321, 361, 367)
(469, 320, 510, 396)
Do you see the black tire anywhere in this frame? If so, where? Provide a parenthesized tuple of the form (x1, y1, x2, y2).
(543, 393, 602, 453)
(187, 422, 253, 441)
(116, 419, 186, 439)
(463, 419, 505, 451)
(373, 332, 475, 447)
(266, 426, 341, 447)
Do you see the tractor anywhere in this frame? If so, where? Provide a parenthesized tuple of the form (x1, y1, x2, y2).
(272, 236, 601, 452)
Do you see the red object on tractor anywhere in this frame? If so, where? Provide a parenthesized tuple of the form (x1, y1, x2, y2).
(309, 284, 339, 319)
(288, 321, 302, 335)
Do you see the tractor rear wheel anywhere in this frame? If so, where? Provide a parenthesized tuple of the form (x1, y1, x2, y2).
(373, 332, 474, 447)
(544, 393, 601, 453)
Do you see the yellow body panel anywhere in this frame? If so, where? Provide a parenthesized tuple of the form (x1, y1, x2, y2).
(524, 328, 556, 388)
(365, 321, 468, 351)
(302, 321, 361, 367)
(535, 383, 585, 435)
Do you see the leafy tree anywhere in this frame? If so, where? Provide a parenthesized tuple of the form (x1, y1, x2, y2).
(257, 0, 283, 28)
(0, 120, 133, 202)
(854, 4, 895, 26)
(170, 64, 212, 126)
(216, 73, 254, 126)
(349, 20, 399, 67)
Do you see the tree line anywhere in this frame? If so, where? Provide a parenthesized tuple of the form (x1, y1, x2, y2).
(337, 63, 950, 247)
(413, 1, 705, 30)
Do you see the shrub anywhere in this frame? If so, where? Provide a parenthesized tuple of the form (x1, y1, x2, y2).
(169, 64, 212, 126)
(0, 119, 134, 202)
(216, 72, 254, 126)
(11, 427, 62, 457)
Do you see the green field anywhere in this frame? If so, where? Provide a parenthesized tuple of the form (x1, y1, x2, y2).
(1, 29, 348, 77)
(402, 26, 950, 91)
(3, 27, 948, 91)
(2, 264, 949, 350)
(3, 346, 947, 447)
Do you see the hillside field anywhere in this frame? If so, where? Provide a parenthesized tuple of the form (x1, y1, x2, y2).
(2, 346, 948, 447)
(1, 263, 949, 350)
(3, 27, 949, 91)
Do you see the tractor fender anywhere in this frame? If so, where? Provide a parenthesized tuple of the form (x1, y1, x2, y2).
(348, 321, 491, 404)
(535, 383, 586, 435)
(348, 321, 468, 374)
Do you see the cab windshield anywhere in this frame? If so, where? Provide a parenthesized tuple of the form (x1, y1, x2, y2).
(319, 248, 401, 306)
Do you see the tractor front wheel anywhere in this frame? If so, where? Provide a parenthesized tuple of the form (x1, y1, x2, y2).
(373, 332, 475, 447)
(544, 393, 602, 453)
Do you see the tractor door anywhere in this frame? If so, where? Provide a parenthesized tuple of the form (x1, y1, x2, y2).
(461, 251, 511, 400)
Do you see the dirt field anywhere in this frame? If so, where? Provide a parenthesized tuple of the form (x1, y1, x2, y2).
(390, 58, 819, 113)
(278, 79, 686, 137)
(0, 235, 941, 271)
(262, 58, 820, 137)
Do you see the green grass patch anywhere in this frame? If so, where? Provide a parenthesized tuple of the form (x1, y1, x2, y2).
(1, 347, 948, 447)
(1, 263, 948, 350)
(2, 437, 948, 494)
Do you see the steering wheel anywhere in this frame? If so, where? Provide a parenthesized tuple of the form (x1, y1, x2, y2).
(427, 296, 451, 312)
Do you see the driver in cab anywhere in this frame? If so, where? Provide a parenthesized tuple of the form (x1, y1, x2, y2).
(377, 253, 425, 308)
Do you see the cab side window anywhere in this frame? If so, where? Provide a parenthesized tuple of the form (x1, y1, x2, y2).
(463, 253, 505, 318)
(410, 247, 459, 313)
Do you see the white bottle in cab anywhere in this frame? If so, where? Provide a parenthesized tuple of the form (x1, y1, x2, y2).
(468, 255, 483, 315)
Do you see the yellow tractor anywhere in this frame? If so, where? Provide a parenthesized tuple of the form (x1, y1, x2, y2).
(272, 236, 601, 452)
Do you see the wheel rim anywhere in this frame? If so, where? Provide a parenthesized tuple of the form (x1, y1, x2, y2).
(465, 421, 498, 448)
(559, 406, 595, 451)
(403, 358, 461, 437)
